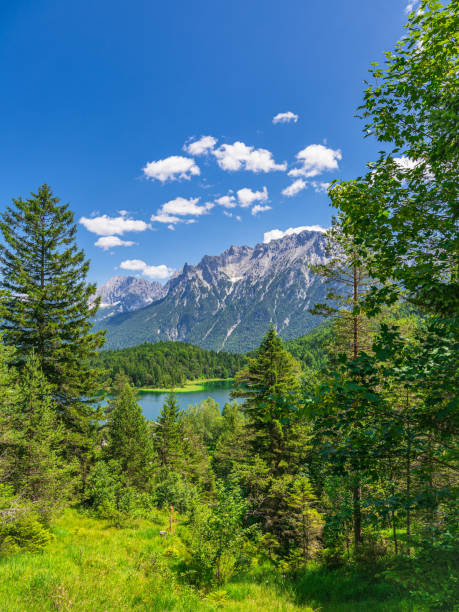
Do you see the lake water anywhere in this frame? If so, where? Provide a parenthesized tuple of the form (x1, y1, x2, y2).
(137, 380, 241, 421)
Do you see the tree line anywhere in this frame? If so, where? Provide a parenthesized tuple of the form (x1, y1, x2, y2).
(94, 341, 246, 388)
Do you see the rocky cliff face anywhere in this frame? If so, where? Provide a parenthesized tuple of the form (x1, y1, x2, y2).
(92, 275, 166, 322)
(96, 230, 334, 352)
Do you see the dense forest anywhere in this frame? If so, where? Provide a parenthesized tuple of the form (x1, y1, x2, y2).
(0, 3, 457, 611)
(95, 341, 247, 388)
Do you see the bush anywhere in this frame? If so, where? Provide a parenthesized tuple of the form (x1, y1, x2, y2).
(152, 470, 200, 515)
(86, 460, 154, 526)
(0, 484, 52, 555)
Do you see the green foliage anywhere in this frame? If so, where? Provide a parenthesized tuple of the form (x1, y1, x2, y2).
(332, 0, 458, 317)
(105, 378, 154, 490)
(185, 479, 256, 587)
(152, 469, 200, 515)
(233, 325, 302, 472)
(0, 484, 52, 555)
(95, 340, 246, 388)
(153, 393, 184, 469)
(0, 184, 105, 473)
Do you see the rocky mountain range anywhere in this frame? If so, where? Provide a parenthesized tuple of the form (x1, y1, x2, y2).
(92, 275, 166, 322)
(95, 229, 334, 352)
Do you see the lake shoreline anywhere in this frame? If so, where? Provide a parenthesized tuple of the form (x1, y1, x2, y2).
(137, 377, 235, 394)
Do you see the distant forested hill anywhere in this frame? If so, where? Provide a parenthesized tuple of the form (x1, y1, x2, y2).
(95, 341, 247, 388)
(96, 323, 332, 389)
(284, 320, 332, 372)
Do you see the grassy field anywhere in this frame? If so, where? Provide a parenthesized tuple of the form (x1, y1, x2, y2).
(137, 378, 234, 393)
(0, 509, 431, 612)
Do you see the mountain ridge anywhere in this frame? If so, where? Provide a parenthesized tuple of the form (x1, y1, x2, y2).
(95, 230, 333, 352)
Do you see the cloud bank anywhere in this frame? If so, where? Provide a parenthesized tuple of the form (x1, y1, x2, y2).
(263, 225, 327, 243)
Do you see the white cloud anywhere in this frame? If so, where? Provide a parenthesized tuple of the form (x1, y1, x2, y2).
(263, 225, 327, 243)
(161, 197, 213, 217)
(289, 144, 342, 178)
(252, 204, 271, 216)
(394, 156, 419, 170)
(184, 136, 217, 156)
(215, 194, 237, 208)
(272, 111, 299, 124)
(237, 186, 268, 207)
(151, 197, 213, 228)
(213, 141, 286, 173)
(311, 181, 330, 194)
(282, 179, 307, 197)
(120, 259, 174, 280)
(143, 155, 200, 182)
(80, 214, 148, 236)
(405, 0, 420, 13)
(150, 213, 182, 224)
(94, 236, 135, 250)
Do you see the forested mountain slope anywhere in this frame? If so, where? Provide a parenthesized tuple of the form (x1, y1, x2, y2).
(95, 341, 247, 388)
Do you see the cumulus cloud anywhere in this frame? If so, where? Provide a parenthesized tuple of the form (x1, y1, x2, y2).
(184, 136, 217, 156)
(289, 144, 342, 178)
(120, 259, 174, 280)
(160, 197, 213, 217)
(79, 214, 148, 236)
(213, 141, 286, 173)
(151, 197, 213, 228)
(150, 213, 182, 225)
(252, 204, 271, 216)
(282, 179, 307, 197)
(310, 181, 330, 194)
(263, 225, 327, 243)
(143, 155, 200, 182)
(272, 111, 299, 124)
(94, 236, 135, 250)
(237, 186, 268, 207)
(215, 194, 237, 208)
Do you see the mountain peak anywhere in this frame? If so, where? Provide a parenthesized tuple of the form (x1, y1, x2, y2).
(96, 229, 332, 352)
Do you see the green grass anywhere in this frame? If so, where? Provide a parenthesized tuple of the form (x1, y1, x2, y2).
(137, 378, 234, 393)
(0, 509, 309, 612)
(0, 509, 434, 611)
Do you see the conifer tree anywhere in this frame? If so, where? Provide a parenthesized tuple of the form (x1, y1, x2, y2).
(232, 325, 301, 470)
(105, 380, 153, 490)
(285, 476, 323, 567)
(0, 339, 18, 483)
(153, 393, 183, 470)
(12, 354, 75, 520)
(0, 184, 105, 476)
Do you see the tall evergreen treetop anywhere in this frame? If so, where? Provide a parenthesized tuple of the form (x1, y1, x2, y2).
(0, 185, 105, 467)
(154, 393, 183, 470)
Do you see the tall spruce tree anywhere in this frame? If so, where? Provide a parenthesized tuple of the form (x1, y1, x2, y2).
(105, 381, 153, 490)
(0, 184, 105, 479)
(154, 393, 183, 470)
(232, 325, 301, 471)
(12, 354, 75, 520)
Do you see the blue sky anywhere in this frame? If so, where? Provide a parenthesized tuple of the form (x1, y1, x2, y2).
(0, 0, 417, 284)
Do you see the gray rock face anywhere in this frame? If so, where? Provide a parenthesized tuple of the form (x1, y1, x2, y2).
(92, 275, 166, 322)
(96, 230, 335, 352)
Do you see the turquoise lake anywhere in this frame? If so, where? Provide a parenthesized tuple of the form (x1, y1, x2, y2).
(136, 379, 241, 421)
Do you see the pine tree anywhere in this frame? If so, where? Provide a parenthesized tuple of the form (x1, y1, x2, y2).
(0, 339, 18, 483)
(0, 184, 105, 477)
(12, 354, 75, 520)
(232, 325, 301, 470)
(285, 476, 323, 567)
(153, 393, 183, 470)
(105, 380, 153, 490)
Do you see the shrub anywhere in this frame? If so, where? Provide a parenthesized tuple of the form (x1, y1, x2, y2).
(0, 484, 52, 555)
